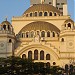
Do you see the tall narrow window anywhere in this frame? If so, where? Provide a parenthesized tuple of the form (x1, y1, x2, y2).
(44, 12, 47, 16)
(41, 31, 45, 37)
(46, 62, 50, 68)
(61, 38, 64, 42)
(54, 13, 57, 16)
(40, 50, 44, 60)
(22, 54, 26, 59)
(31, 31, 34, 37)
(39, 12, 42, 16)
(28, 51, 32, 60)
(3, 25, 6, 30)
(68, 23, 71, 28)
(53, 32, 55, 37)
(34, 12, 37, 16)
(49, 12, 52, 16)
(47, 31, 50, 37)
(9, 39, 12, 43)
(30, 13, 32, 17)
(34, 49, 38, 60)
(46, 54, 50, 60)
(26, 32, 29, 38)
(8, 25, 10, 30)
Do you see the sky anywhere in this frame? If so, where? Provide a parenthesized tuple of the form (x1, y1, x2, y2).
(0, 0, 75, 23)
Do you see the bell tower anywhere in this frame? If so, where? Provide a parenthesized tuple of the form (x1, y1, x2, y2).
(0, 20, 15, 58)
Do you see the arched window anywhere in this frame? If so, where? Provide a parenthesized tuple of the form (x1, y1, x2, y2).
(40, 50, 44, 60)
(57, 33, 59, 37)
(41, 31, 45, 37)
(47, 31, 50, 37)
(46, 62, 50, 68)
(26, 14, 28, 17)
(22, 33, 23, 38)
(31, 31, 34, 37)
(34, 12, 37, 16)
(34, 49, 38, 60)
(68, 23, 71, 28)
(44, 12, 47, 16)
(22, 54, 26, 59)
(37, 31, 39, 35)
(30, 13, 32, 17)
(49, 12, 52, 16)
(3, 25, 6, 30)
(39, 12, 42, 16)
(54, 13, 57, 16)
(28, 51, 32, 60)
(53, 32, 55, 37)
(61, 38, 64, 42)
(8, 25, 10, 30)
(26, 32, 28, 38)
(46, 54, 50, 60)
(9, 39, 12, 43)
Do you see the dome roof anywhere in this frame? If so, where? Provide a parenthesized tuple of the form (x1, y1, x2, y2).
(1, 21, 11, 25)
(20, 21, 60, 33)
(64, 19, 74, 24)
(23, 4, 61, 15)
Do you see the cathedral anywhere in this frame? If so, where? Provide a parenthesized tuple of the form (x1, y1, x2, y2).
(0, 0, 74, 67)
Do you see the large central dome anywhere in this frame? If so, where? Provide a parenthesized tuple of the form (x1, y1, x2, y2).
(23, 4, 61, 16)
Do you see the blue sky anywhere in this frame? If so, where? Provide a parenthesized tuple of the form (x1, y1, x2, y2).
(0, 0, 74, 23)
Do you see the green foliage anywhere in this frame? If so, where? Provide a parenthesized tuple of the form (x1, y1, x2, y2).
(0, 56, 75, 75)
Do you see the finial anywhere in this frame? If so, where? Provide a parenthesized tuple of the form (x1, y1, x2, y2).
(5, 16, 8, 21)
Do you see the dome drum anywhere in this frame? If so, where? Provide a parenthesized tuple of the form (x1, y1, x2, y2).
(23, 4, 62, 17)
(17, 21, 60, 39)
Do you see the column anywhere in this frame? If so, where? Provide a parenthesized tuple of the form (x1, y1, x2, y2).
(53, 0, 56, 7)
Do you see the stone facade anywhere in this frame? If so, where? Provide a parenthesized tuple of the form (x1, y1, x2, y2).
(0, 1, 74, 67)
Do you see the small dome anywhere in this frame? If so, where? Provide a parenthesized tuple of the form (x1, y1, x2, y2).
(23, 4, 61, 16)
(1, 21, 11, 25)
(20, 21, 60, 33)
(0, 20, 13, 32)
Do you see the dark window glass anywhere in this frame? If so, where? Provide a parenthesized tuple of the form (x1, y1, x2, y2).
(41, 31, 45, 37)
(61, 38, 64, 42)
(53, 32, 55, 37)
(26, 32, 29, 38)
(34, 12, 37, 16)
(3, 25, 6, 30)
(44, 12, 47, 16)
(30, 13, 32, 17)
(39, 12, 42, 16)
(54, 13, 57, 16)
(46, 54, 50, 60)
(9, 39, 12, 43)
(22, 54, 26, 59)
(46, 62, 50, 68)
(68, 23, 71, 28)
(28, 51, 32, 59)
(47, 31, 50, 37)
(34, 49, 38, 60)
(40, 50, 44, 60)
(49, 12, 52, 16)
